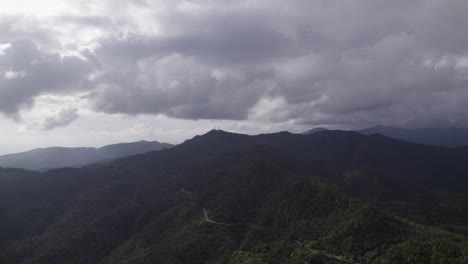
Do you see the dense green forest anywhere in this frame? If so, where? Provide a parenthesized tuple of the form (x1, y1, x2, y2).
(0, 130, 467, 263)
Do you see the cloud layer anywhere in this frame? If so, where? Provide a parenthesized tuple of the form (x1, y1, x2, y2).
(2, 0, 468, 128)
(0, 38, 93, 118)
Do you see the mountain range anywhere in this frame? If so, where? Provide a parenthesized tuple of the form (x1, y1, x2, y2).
(0, 141, 173, 171)
(303, 126, 468, 147)
(0, 130, 467, 263)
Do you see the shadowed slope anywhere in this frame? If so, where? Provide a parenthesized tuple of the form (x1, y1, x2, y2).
(0, 130, 467, 263)
(0, 141, 173, 170)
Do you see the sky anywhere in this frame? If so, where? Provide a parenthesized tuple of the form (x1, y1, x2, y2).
(1, 0, 468, 154)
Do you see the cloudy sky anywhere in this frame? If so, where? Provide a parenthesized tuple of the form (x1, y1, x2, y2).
(1, 0, 468, 154)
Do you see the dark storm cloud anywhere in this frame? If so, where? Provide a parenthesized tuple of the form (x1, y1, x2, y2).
(414, 0, 468, 53)
(90, 53, 270, 120)
(0, 39, 94, 117)
(3, 0, 468, 128)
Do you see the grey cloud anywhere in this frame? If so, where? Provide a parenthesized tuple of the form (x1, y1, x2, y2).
(91, 53, 268, 120)
(88, 1, 302, 120)
(83, 0, 468, 127)
(0, 39, 95, 116)
(3, 0, 468, 129)
(55, 15, 113, 28)
(413, 0, 468, 53)
(0, 16, 59, 49)
(40, 108, 80, 130)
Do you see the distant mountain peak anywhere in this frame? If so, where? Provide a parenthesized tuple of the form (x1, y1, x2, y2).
(204, 129, 245, 137)
(0, 140, 173, 171)
(302, 127, 329, 135)
(357, 126, 468, 147)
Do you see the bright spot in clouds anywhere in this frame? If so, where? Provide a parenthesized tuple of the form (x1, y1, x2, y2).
(0, 0, 69, 17)
(3, 70, 27, 80)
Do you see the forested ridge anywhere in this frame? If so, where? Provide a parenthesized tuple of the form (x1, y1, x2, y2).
(0, 130, 467, 263)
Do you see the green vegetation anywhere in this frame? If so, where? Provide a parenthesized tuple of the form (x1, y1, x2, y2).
(0, 130, 467, 263)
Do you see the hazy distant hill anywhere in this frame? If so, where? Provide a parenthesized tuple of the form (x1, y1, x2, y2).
(356, 126, 468, 147)
(0, 141, 173, 170)
(302, 126, 468, 147)
(301, 127, 328, 135)
(1, 130, 466, 263)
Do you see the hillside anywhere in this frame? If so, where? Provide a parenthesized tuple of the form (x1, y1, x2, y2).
(301, 127, 328, 135)
(0, 131, 467, 263)
(356, 126, 468, 147)
(0, 141, 173, 170)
